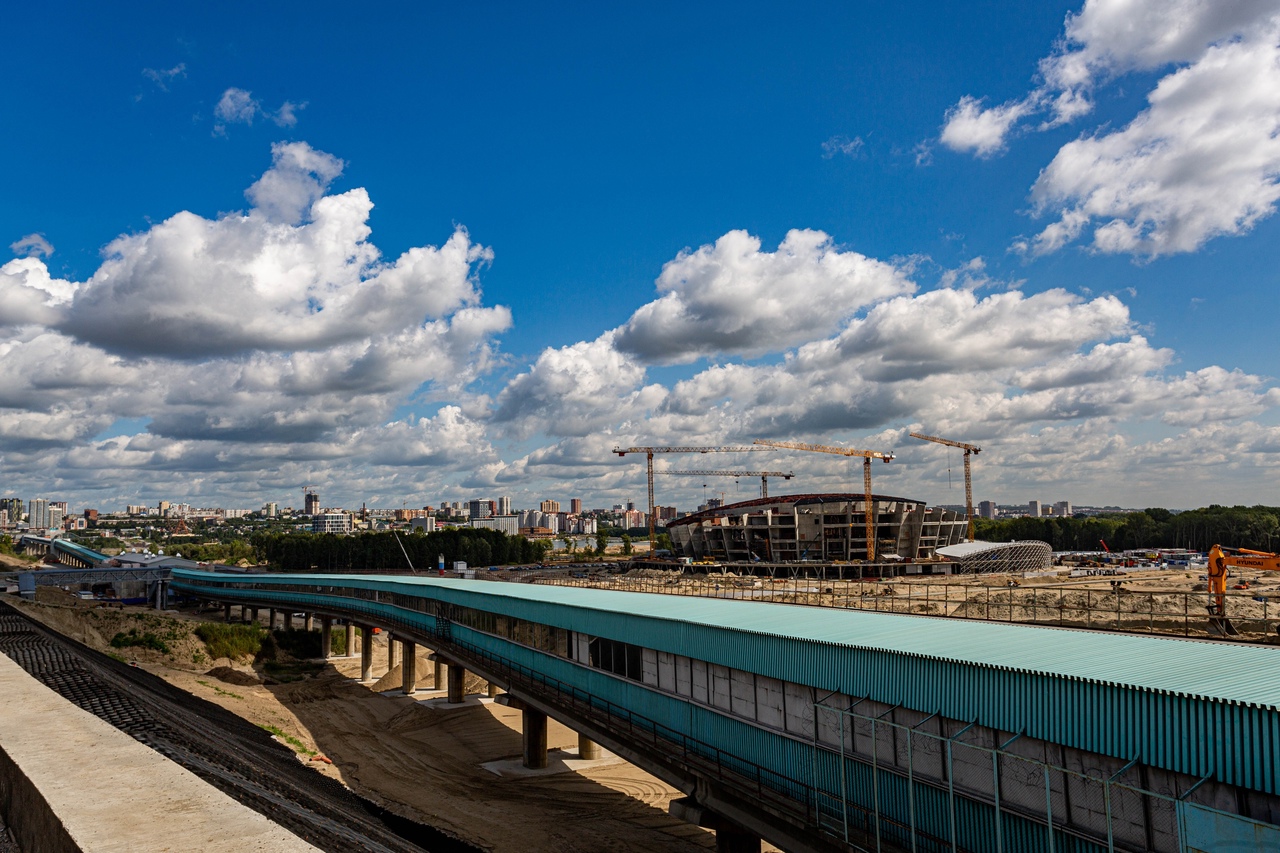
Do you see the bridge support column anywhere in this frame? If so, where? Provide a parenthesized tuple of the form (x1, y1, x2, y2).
(577, 734, 602, 760)
(249, 607, 258, 624)
(223, 603, 231, 622)
(360, 625, 374, 682)
(402, 642, 417, 695)
(345, 623, 355, 658)
(669, 799, 760, 853)
(305, 613, 314, 632)
(522, 708, 548, 769)
(320, 617, 332, 658)
(268, 609, 277, 629)
(447, 663, 465, 703)
(154, 581, 165, 611)
(433, 659, 445, 689)
(387, 634, 399, 670)
(487, 681, 500, 698)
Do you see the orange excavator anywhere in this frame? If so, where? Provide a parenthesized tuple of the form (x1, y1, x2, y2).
(1206, 544, 1280, 636)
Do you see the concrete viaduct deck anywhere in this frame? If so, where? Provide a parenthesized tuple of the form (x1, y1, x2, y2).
(170, 569, 1280, 853)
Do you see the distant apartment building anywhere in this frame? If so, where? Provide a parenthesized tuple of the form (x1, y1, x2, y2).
(472, 515, 519, 535)
(468, 499, 493, 519)
(27, 499, 49, 530)
(570, 498, 582, 515)
(48, 507, 64, 531)
(1, 498, 23, 525)
(978, 500, 997, 519)
(1055, 500, 1072, 517)
(312, 512, 352, 534)
(126, 504, 148, 516)
(1028, 500, 1042, 518)
(497, 496, 512, 516)
(622, 509, 646, 529)
(654, 505, 680, 522)
(540, 499, 561, 514)
(304, 491, 320, 516)
(263, 502, 279, 517)
(411, 517, 437, 534)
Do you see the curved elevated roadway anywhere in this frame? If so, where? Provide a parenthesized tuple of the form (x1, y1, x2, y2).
(171, 569, 1280, 853)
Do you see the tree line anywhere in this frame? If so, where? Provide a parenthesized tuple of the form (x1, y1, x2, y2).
(973, 505, 1280, 553)
(251, 528, 551, 573)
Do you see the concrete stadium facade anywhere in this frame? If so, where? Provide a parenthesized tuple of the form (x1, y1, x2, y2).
(667, 493, 966, 563)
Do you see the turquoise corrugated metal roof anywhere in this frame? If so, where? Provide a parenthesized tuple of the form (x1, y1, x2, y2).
(275, 572, 1280, 710)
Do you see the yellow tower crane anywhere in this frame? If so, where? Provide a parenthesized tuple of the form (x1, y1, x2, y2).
(613, 446, 776, 553)
(662, 470, 795, 499)
(752, 439, 894, 561)
(909, 432, 982, 541)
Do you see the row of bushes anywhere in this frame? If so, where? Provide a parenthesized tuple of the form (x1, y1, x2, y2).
(194, 622, 354, 660)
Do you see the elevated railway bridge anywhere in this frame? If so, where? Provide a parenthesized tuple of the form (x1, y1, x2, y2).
(169, 569, 1280, 853)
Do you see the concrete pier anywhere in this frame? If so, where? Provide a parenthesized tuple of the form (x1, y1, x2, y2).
(387, 633, 399, 670)
(447, 663, 466, 704)
(669, 798, 761, 853)
(268, 608, 277, 629)
(344, 623, 355, 658)
(320, 617, 332, 658)
(304, 613, 314, 632)
(522, 708, 548, 769)
(223, 603, 231, 622)
(433, 658, 446, 689)
(487, 681, 500, 698)
(0, 652, 317, 852)
(402, 641, 417, 695)
(359, 625, 374, 682)
(578, 734, 602, 760)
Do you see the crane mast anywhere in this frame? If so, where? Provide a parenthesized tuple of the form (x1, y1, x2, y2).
(752, 439, 893, 561)
(613, 446, 775, 553)
(909, 431, 982, 541)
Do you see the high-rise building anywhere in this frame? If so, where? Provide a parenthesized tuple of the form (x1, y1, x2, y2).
(540, 499, 561, 514)
(626, 501, 636, 512)
(312, 512, 352, 534)
(1028, 500, 1042, 518)
(263, 502, 279, 517)
(978, 500, 997, 519)
(468, 499, 493, 519)
(0, 498, 22, 525)
(1055, 500, 1073, 517)
(27, 499, 49, 529)
(570, 498, 582, 515)
(497, 496, 512, 516)
(304, 491, 320, 516)
(48, 506, 63, 531)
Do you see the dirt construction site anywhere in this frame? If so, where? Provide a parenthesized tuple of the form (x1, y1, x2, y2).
(5, 587, 777, 853)
(537, 563, 1280, 643)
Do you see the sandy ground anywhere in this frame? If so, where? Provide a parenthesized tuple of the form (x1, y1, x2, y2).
(560, 566, 1280, 643)
(11, 591, 782, 853)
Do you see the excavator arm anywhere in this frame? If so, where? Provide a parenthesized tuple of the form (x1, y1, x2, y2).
(1206, 544, 1280, 636)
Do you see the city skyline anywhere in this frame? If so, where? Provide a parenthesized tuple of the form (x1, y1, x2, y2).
(3, 2, 1279, 512)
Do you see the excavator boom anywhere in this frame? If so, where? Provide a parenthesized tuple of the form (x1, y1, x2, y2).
(1206, 544, 1280, 636)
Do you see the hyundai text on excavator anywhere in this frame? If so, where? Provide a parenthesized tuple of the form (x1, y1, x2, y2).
(1206, 544, 1280, 636)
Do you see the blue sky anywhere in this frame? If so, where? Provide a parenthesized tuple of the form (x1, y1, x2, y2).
(3, 1, 1280, 512)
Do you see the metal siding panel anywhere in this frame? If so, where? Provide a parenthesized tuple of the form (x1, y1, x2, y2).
(170, 571, 1280, 795)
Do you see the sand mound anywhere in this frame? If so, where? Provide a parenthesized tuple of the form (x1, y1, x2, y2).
(371, 663, 403, 692)
(206, 666, 262, 686)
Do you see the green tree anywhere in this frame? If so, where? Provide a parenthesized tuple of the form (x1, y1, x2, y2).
(621, 534, 632, 556)
(595, 530, 608, 556)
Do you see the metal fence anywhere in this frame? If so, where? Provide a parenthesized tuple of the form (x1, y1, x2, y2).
(813, 701, 1225, 853)
(531, 574, 1279, 642)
